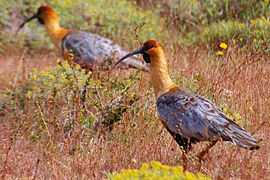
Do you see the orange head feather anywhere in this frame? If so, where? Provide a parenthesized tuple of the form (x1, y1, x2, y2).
(143, 40, 160, 48)
(37, 6, 55, 13)
(36, 6, 58, 24)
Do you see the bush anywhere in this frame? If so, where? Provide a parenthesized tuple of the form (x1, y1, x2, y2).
(154, 0, 269, 31)
(108, 161, 211, 180)
(197, 16, 270, 52)
(1, 60, 142, 139)
(136, 0, 269, 51)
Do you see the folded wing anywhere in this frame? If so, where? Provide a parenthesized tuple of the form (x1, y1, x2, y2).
(61, 31, 149, 70)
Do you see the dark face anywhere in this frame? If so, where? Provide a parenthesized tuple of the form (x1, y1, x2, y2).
(112, 40, 158, 69)
(142, 41, 156, 63)
(37, 17, 44, 24)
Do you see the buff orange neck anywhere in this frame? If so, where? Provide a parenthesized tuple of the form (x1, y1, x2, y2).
(148, 46, 177, 99)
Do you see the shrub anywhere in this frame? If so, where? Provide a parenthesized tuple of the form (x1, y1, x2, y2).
(135, 0, 270, 51)
(1, 60, 142, 139)
(108, 161, 211, 180)
(197, 17, 270, 52)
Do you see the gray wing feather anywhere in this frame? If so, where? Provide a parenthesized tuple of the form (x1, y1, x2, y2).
(61, 31, 149, 70)
(156, 87, 259, 149)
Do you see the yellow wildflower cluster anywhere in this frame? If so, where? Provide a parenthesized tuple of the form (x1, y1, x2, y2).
(109, 161, 211, 180)
(217, 42, 227, 56)
(217, 51, 223, 56)
(223, 108, 241, 121)
(219, 43, 227, 50)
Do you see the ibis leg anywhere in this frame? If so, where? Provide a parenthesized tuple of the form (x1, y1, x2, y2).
(182, 151, 188, 172)
(197, 140, 217, 160)
(196, 140, 217, 170)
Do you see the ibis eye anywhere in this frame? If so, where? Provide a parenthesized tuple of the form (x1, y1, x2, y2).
(148, 44, 153, 48)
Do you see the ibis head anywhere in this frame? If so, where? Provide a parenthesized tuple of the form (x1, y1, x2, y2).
(19, 6, 58, 29)
(18, 6, 67, 51)
(113, 40, 166, 69)
(113, 40, 173, 98)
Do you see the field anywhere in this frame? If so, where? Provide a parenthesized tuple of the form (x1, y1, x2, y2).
(0, 0, 269, 179)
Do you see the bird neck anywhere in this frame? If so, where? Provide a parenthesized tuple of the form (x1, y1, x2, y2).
(43, 14, 70, 50)
(149, 49, 177, 99)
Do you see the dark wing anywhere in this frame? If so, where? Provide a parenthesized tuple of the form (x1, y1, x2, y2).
(61, 31, 149, 70)
(156, 87, 259, 150)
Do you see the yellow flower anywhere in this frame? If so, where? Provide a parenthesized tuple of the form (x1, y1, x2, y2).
(32, 68, 37, 73)
(32, 74, 37, 81)
(223, 107, 228, 113)
(75, 64, 81, 70)
(226, 113, 233, 120)
(235, 113, 241, 120)
(217, 51, 223, 56)
(40, 71, 48, 76)
(57, 65, 62, 69)
(27, 90, 33, 97)
(219, 43, 227, 50)
(49, 75, 55, 80)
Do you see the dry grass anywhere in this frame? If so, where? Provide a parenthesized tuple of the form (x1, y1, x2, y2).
(0, 42, 269, 179)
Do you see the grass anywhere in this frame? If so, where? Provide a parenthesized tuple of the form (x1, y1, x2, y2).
(0, 42, 269, 179)
(0, 0, 270, 179)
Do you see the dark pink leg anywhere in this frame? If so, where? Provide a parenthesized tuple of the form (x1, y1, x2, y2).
(197, 140, 217, 170)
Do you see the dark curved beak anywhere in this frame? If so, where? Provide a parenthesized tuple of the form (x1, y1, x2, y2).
(19, 13, 38, 30)
(112, 45, 146, 69)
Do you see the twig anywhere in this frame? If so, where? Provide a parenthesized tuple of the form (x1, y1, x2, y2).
(36, 101, 59, 179)
(92, 84, 131, 128)
(64, 90, 73, 125)
(251, 121, 266, 137)
(95, 85, 104, 108)
(134, 22, 146, 45)
(11, 49, 26, 93)
(32, 158, 40, 180)
(2, 139, 12, 179)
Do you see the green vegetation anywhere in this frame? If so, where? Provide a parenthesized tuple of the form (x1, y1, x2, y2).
(0, 0, 166, 51)
(108, 161, 211, 180)
(3, 60, 141, 134)
(143, 0, 269, 51)
(198, 17, 270, 51)
(1, 0, 269, 52)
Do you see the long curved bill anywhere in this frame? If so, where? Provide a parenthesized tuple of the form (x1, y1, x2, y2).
(112, 46, 145, 70)
(18, 13, 38, 30)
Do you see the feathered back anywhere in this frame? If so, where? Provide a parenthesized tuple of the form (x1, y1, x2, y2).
(62, 31, 149, 70)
